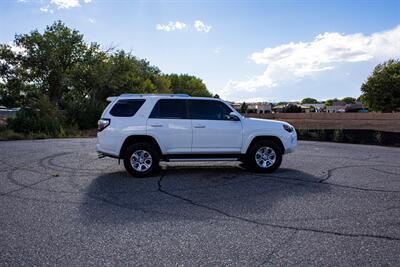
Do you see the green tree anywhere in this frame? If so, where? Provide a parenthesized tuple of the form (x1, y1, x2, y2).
(325, 98, 338, 106)
(166, 74, 211, 97)
(282, 103, 302, 113)
(360, 59, 400, 112)
(0, 21, 212, 131)
(0, 21, 90, 107)
(341, 97, 356, 104)
(301, 98, 318, 104)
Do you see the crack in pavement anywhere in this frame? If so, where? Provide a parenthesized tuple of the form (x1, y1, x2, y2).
(318, 164, 400, 183)
(1, 168, 59, 197)
(264, 172, 400, 193)
(157, 172, 400, 242)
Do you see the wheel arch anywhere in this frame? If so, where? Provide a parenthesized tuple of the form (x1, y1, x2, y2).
(245, 136, 285, 154)
(120, 135, 163, 158)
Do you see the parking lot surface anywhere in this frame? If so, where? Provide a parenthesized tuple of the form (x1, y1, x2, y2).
(0, 139, 399, 266)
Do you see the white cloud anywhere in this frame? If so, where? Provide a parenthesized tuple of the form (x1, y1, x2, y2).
(194, 20, 212, 33)
(155, 20, 212, 33)
(213, 47, 222, 54)
(50, 0, 80, 9)
(88, 18, 95, 24)
(19, 0, 92, 11)
(156, 21, 187, 32)
(39, 5, 54, 13)
(220, 25, 400, 100)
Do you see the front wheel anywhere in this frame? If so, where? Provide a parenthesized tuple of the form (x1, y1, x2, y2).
(123, 142, 160, 177)
(246, 140, 282, 173)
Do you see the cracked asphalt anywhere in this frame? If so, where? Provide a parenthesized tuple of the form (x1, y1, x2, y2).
(0, 139, 400, 266)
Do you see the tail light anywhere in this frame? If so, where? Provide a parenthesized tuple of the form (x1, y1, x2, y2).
(98, 118, 110, 132)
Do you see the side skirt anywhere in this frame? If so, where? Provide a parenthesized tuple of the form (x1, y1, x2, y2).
(162, 153, 245, 162)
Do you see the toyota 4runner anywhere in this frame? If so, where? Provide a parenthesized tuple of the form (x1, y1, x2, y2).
(97, 94, 297, 177)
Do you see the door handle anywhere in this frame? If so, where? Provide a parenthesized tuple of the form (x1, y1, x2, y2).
(194, 125, 206, 128)
(150, 124, 163, 127)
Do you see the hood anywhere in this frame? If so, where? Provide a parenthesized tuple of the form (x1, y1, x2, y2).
(243, 117, 289, 128)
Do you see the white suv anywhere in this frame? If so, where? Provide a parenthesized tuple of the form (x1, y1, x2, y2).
(97, 94, 297, 177)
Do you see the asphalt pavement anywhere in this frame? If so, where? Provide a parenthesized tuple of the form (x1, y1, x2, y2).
(0, 139, 399, 266)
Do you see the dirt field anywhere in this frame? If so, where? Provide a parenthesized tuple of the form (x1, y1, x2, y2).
(245, 113, 400, 132)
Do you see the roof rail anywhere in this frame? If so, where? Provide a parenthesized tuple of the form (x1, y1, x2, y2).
(119, 93, 190, 97)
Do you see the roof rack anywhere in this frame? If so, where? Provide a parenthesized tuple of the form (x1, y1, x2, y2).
(119, 93, 190, 97)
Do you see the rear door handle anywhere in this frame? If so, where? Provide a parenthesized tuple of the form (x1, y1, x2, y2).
(150, 124, 163, 127)
(194, 125, 206, 128)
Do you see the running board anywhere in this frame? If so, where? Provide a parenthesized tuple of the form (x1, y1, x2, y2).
(162, 153, 243, 162)
(167, 158, 239, 162)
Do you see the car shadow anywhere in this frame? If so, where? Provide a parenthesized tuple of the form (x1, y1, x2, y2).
(80, 165, 330, 225)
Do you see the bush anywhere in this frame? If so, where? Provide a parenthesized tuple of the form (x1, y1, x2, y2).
(282, 104, 302, 113)
(63, 100, 105, 130)
(333, 129, 344, 142)
(8, 96, 63, 136)
(0, 129, 25, 141)
(297, 129, 400, 147)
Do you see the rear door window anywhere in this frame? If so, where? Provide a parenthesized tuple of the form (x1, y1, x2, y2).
(149, 99, 188, 119)
(109, 99, 146, 117)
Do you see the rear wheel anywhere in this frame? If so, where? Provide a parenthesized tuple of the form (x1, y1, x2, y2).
(123, 142, 159, 177)
(246, 140, 282, 173)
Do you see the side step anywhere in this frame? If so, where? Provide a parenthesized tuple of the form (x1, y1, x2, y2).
(167, 158, 239, 162)
(163, 153, 243, 162)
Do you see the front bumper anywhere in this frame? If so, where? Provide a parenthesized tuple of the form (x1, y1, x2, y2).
(284, 131, 297, 154)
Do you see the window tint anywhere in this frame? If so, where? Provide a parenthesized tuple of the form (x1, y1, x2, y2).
(109, 99, 145, 117)
(149, 99, 188, 119)
(190, 100, 233, 120)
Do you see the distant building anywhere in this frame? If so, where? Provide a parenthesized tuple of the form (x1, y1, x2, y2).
(254, 103, 272, 114)
(326, 101, 347, 113)
(228, 102, 242, 112)
(272, 104, 286, 113)
(302, 103, 325, 112)
(272, 103, 310, 113)
(230, 102, 272, 114)
(345, 102, 368, 112)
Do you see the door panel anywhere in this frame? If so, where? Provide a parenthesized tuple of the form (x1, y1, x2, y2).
(189, 100, 243, 153)
(147, 118, 192, 153)
(192, 120, 242, 153)
(146, 99, 192, 154)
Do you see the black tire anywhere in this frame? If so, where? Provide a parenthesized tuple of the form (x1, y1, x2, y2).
(246, 140, 282, 173)
(123, 142, 160, 177)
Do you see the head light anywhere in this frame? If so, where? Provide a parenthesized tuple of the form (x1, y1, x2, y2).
(283, 124, 294, 133)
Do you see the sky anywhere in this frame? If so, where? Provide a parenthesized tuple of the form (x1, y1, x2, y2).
(0, 0, 399, 102)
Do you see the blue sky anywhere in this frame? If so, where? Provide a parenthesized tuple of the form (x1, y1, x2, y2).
(1, 0, 399, 102)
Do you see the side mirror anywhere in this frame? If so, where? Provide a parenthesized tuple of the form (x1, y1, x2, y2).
(228, 112, 240, 121)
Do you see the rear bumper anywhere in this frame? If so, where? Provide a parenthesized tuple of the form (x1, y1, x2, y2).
(96, 144, 119, 158)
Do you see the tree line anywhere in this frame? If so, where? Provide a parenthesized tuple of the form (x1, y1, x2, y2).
(0, 21, 211, 132)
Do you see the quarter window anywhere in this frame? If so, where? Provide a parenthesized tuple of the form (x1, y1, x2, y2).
(149, 99, 188, 119)
(109, 99, 146, 117)
(190, 100, 233, 120)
